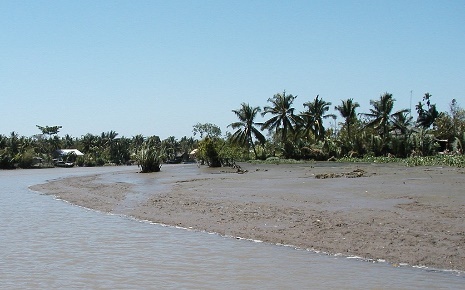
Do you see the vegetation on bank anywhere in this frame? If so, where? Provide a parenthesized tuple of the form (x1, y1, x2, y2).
(339, 155, 465, 168)
(247, 155, 465, 168)
(134, 137, 163, 173)
(1, 92, 464, 171)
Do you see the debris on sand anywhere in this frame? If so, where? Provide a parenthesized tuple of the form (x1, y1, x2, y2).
(315, 168, 369, 179)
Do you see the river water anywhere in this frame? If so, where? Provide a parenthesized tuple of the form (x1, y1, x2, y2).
(1, 167, 463, 289)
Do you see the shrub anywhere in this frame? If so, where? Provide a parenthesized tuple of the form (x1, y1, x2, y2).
(17, 148, 35, 169)
(135, 144, 163, 173)
(0, 150, 15, 169)
(197, 137, 222, 167)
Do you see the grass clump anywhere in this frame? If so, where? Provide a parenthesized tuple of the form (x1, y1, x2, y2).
(135, 143, 163, 173)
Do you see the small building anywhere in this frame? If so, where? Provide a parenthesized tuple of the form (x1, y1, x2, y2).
(54, 149, 84, 157)
(189, 149, 198, 160)
(53, 149, 84, 167)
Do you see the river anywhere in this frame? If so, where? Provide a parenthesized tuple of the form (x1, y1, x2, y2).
(1, 167, 463, 289)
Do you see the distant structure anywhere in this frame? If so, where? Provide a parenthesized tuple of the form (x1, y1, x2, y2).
(54, 149, 84, 157)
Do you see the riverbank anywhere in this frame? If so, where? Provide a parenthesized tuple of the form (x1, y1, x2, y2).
(30, 162, 465, 271)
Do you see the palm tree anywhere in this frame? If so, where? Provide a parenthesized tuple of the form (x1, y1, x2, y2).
(62, 134, 75, 148)
(390, 111, 414, 157)
(261, 91, 297, 143)
(162, 136, 181, 161)
(131, 134, 145, 154)
(102, 131, 118, 147)
(300, 95, 335, 141)
(391, 111, 414, 135)
(228, 103, 266, 159)
(179, 136, 196, 160)
(99, 131, 120, 163)
(416, 93, 439, 129)
(362, 92, 409, 152)
(335, 98, 360, 143)
(8, 131, 20, 156)
(80, 133, 97, 153)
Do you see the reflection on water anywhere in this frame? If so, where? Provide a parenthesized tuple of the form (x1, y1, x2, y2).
(0, 167, 463, 289)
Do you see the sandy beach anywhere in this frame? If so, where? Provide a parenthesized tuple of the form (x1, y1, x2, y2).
(30, 162, 465, 271)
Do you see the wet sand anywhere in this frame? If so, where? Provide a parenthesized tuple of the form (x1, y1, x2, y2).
(30, 162, 465, 271)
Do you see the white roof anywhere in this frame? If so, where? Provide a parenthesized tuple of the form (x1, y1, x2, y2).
(57, 149, 84, 156)
(189, 149, 199, 155)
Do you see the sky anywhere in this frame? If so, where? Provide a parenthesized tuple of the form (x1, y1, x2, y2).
(1, 0, 464, 139)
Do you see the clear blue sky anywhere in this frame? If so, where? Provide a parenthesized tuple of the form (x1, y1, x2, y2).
(1, 0, 464, 139)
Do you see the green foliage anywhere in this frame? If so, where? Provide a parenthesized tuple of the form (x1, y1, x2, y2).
(193, 123, 222, 138)
(198, 137, 222, 167)
(36, 125, 62, 136)
(367, 134, 384, 157)
(135, 142, 163, 173)
(362, 93, 409, 153)
(403, 155, 465, 167)
(335, 99, 359, 135)
(338, 155, 403, 164)
(76, 155, 98, 167)
(75, 156, 86, 167)
(2, 95, 465, 170)
(415, 93, 439, 129)
(280, 144, 295, 159)
(248, 157, 310, 165)
(433, 99, 465, 148)
(339, 154, 465, 168)
(228, 103, 265, 159)
(409, 130, 439, 156)
(219, 139, 244, 161)
(16, 148, 35, 169)
(452, 132, 465, 153)
(0, 149, 15, 169)
(261, 91, 298, 143)
(300, 95, 335, 141)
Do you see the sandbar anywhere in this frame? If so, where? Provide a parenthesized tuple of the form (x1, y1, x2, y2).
(30, 162, 465, 271)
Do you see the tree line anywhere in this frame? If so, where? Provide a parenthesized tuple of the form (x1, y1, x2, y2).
(1, 91, 464, 170)
(0, 127, 197, 169)
(204, 92, 464, 166)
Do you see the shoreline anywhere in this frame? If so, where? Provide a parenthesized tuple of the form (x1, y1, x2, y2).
(30, 162, 465, 271)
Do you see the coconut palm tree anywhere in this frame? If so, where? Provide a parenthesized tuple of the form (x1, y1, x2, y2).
(391, 111, 414, 136)
(162, 136, 181, 161)
(363, 93, 409, 140)
(362, 93, 409, 154)
(7, 131, 20, 156)
(131, 134, 145, 154)
(228, 103, 266, 159)
(80, 133, 97, 153)
(102, 131, 119, 147)
(261, 91, 297, 143)
(416, 93, 439, 129)
(300, 95, 335, 141)
(391, 110, 415, 157)
(62, 134, 75, 148)
(335, 98, 360, 142)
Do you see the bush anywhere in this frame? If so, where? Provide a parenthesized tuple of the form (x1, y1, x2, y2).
(0, 151, 15, 169)
(198, 137, 222, 167)
(17, 148, 35, 169)
(135, 144, 162, 173)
